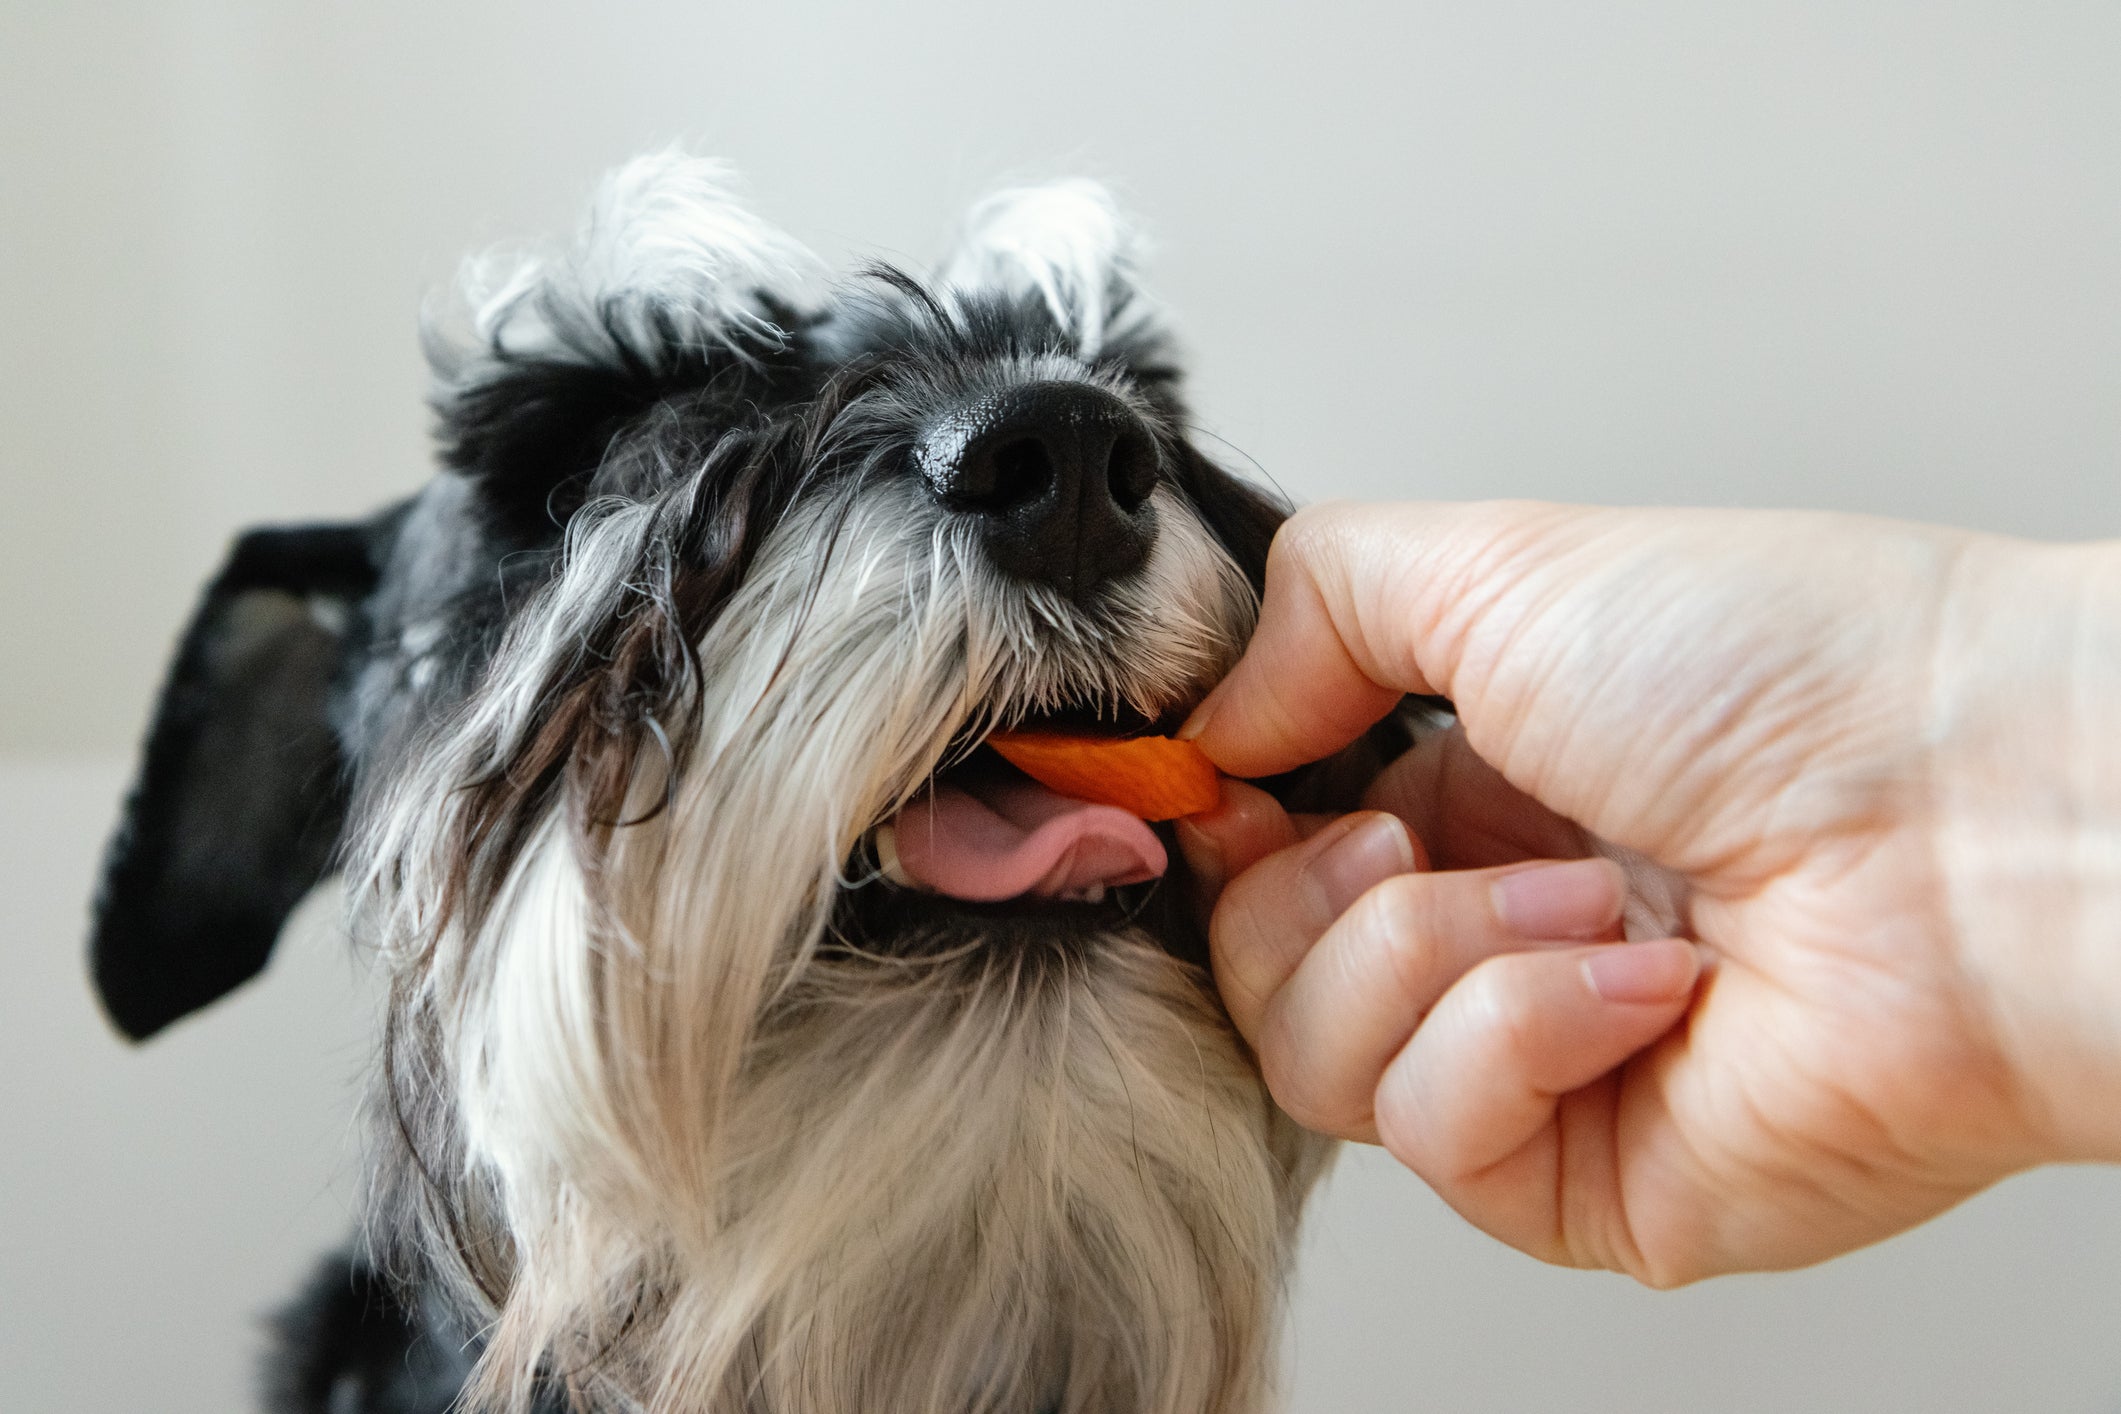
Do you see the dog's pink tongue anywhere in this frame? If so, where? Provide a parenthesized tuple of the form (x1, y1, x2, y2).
(888, 776, 1167, 901)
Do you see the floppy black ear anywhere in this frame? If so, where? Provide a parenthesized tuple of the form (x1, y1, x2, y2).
(91, 520, 386, 1040)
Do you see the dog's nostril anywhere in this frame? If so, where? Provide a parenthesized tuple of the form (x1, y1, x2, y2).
(918, 381, 1161, 602)
(983, 438, 1055, 512)
(1106, 431, 1158, 514)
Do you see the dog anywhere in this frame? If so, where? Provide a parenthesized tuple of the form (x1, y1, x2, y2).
(91, 154, 1407, 1414)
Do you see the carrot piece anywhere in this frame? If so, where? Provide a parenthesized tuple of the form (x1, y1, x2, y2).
(987, 731, 1223, 821)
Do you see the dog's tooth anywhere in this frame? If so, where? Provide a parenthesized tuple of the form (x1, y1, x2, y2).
(1079, 883, 1106, 905)
(874, 824, 912, 888)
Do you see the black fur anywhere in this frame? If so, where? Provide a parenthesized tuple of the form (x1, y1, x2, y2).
(266, 1253, 572, 1414)
(90, 518, 393, 1039)
(433, 298, 813, 546)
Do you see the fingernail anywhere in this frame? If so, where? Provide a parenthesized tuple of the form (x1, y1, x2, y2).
(1584, 939, 1700, 1005)
(1491, 858, 1624, 939)
(1176, 690, 1219, 742)
(1173, 818, 1226, 898)
(1301, 813, 1416, 920)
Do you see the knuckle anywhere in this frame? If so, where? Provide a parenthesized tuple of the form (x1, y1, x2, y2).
(1207, 868, 1283, 982)
(1277, 500, 1341, 548)
(1462, 954, 1543, 1068)
(1207, 917, 1272, 1017)
(1632, 1261, 1698, 1292)
(1372, 1063, 1443, 1175)
(1349, 874, 1444, 1005)
(1274, 503, 1356, 583)
(1208, 931, 1273, 1027)
(1256, 1006, 1361, 1135)
(1259, 1054, 1331, 1133)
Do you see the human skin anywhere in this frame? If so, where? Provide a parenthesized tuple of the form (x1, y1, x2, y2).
(1175, 501, 2121, 1287)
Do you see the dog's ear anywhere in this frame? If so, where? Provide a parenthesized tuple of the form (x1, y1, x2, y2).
(1169, 440, 1288, 597)
(430, 152, 825, 540)
(435, 352, 688, 543)
(938, 178, 1169, 366)
(91, 519, 386, 1041)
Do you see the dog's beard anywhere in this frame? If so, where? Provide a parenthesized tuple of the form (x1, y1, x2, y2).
(355, 477, 1332, 1414)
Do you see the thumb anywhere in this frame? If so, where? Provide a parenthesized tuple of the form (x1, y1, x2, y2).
(1186, 500, 1585, 778)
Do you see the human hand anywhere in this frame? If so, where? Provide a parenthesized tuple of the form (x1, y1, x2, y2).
(1179, 501, 2121, 1285)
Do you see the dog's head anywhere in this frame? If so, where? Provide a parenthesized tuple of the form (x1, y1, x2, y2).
(94, 155, 1362, 1413)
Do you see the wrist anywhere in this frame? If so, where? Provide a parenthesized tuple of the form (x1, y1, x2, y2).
(1932, 535, 2121, 1163)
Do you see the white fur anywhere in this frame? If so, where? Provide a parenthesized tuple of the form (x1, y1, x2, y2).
(434, 151, 826, 386)
(939, 179, 1155, 359)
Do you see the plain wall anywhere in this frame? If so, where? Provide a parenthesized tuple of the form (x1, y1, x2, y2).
(6, 2, 2121, 1409)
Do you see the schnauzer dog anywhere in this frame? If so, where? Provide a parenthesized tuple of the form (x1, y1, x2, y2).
(91, 154, 1401, 1414)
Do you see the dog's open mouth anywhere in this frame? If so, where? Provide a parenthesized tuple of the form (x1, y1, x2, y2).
(870, 701, 1204, 906)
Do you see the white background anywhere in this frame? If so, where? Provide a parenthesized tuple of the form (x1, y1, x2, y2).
(5, 3, 2120, 1409)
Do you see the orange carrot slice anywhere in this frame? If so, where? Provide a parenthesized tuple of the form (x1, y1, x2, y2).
(988, 731, 1222, 821)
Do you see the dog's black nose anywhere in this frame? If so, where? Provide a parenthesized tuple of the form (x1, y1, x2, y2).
(916, 382, 1160, 602)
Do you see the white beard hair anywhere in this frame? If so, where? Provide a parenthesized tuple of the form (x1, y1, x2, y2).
(352, 476, 1334, 1414)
